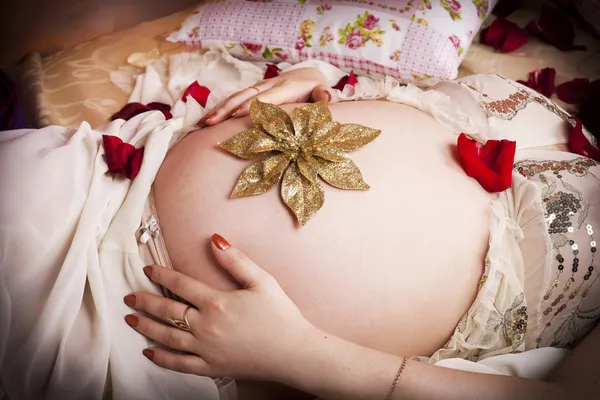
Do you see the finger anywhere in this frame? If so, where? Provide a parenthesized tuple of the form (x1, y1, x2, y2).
(210, 233, 274, 289)
(311, 84, 338, 104)
(229, 81, 311, 118)
(143, 347, 211, 376)
(143, 265, 215, 306)
(202, 81, 273, 125)
(125, 313, 196, 353)
(126, 291, 197, 327)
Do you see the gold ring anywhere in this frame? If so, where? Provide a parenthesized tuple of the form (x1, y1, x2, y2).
(249, 86, 262, 94)
(168, 305, 193, 332)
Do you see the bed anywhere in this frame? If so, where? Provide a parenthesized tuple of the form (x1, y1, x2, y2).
(10, 1, 600, 131)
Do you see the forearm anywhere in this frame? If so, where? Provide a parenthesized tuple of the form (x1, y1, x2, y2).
(283, 328, 570, 400)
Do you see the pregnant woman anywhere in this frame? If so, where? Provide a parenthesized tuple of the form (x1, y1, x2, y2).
(1, 63, 598, 400)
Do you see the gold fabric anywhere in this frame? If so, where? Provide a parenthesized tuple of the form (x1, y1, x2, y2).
(219, 99, 381, 226)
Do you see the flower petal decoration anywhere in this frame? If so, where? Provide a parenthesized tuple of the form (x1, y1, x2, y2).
(569, 118, 600, 162)
(332, 70, 359, 91)
(479, 17, 529, 53)
(457, 133, 516, 193)
(102, 135, 144, 180)
(231, 153, 293, 197)
(281, 163, 325, 226)
(182, 81, 211, 107)
(111, 102, 172, 121)
(219, 99, 381, 226)
(526, 4, 586, 51)
(263, 64, 280, 79)
(517, 67, 556, 98)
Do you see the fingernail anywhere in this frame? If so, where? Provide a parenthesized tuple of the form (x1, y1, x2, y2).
(143, 349, 154, 361)
(124, 294, 136, 307)
(200, 111, 217, 123)
(231, 106, 242, 116)
(211, 233, 230, 250)
(325, 91, 332, 103)
(143, 266, 153, 279)
(124, 314, 139, 328)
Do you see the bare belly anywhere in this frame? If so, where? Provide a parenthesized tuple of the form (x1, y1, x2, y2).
(153, 100, 491, 359)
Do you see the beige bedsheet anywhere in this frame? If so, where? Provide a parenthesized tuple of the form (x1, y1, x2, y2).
(21, 8, 195, 129)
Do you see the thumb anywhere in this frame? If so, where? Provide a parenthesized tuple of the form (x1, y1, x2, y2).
(210, 234, 272, 289)
(311, 84, 338, 105)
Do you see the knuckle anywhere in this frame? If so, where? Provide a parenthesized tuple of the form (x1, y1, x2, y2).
(204, 295, 225, 313)
(159, 300, 174, 321)
(170, 276, 185, 295)
(165, 330, 186, 349)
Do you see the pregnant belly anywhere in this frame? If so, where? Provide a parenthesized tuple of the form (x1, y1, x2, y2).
(153, 100, 491, 357)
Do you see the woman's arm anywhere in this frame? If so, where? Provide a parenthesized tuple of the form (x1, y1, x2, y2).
(125, 235, 599, 400)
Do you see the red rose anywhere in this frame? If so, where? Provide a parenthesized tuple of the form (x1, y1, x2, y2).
(102, 135, 144, 180)
(479, 17, 529, 52)
(517, 67, 556, 98)
(363, 14, 380, 30)
(182, 81, 211, 107)
(242, 42, 263, 54)
(332, 71, 359, 91)
(263, 64, 280, 79)
(457, 133, 516, 193)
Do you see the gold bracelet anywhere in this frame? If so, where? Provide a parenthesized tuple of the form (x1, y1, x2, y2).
(385, 356, 408, 400)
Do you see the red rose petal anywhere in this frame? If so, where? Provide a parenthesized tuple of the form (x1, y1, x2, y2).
(457, 133, 516, 193)
(556, 78, 590, 104)
(102, 135, 145, 180)
(146, 102, 173, 120)
(526, 5, 586, 51)
(501, 27, 529, 52)
(110, 102, 151, 121)
(332, 71, 358, 91)
(182, 81, 211, 107)
(263, 64, 280, 79)
(569, 118, 600, 161)
(111, 102, 172, 121)
(519, 68, 556, 98)
(480, 18, 529, 53)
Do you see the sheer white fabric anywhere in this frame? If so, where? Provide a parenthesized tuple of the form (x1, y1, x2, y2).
(1, 51, 587, 400)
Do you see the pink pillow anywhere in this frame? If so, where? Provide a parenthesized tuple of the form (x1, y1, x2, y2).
(168, 0, 498, 84)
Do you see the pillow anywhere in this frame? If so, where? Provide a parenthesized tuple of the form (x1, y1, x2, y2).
(167, 0, 498, 84)
(435, 73, 599, 151)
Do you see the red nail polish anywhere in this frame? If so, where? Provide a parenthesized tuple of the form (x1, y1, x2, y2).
(211, 233, 230, 250)
(143, 266, 153, 279)
(124, 314, 139, 328)
(143, 349, 154, 360)
(123, 294, 136, 307)
(201, 111, 217, 123)
(231, 106, 242, 116)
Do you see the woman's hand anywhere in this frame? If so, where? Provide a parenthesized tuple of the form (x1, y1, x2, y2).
(200, 67, 337, 125)
(124, 234, 316, 382)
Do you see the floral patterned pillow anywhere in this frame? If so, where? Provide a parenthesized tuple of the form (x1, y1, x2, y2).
(167, 0, 498, 84)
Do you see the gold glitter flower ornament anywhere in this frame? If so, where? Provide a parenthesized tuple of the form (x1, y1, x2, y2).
(219, 99, 381, 226)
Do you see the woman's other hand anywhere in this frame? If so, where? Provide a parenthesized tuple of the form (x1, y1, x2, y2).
(124, 234, 315, 382)
(200, 67, 337, 125)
